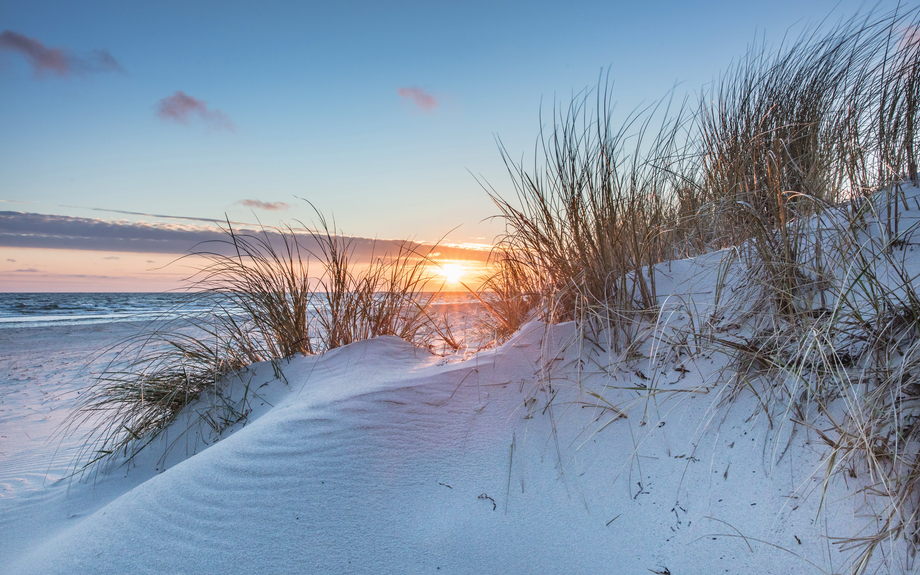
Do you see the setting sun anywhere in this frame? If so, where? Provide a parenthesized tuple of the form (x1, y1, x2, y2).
(439, 263, 465, 284)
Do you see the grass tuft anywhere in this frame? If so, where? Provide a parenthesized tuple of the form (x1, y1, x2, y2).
(485, 7, 920, 572)
(64, 209, 446, 472)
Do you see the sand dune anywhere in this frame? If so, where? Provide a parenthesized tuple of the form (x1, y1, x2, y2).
(0, 319, 872, 574)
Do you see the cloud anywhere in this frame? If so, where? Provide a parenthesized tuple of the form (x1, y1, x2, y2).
(86, 48, 124, 74)
(155, 91, 234, 130)
(0, 30, 124, 78)
(236, 199, 291, 211)
(0, 31, 67, 76)
(59, 203, 243, 224)
(0, 211, 492, 263)
(6, 258, 14, 262)
(14, 268, 39, 273)
(0, 211, 225, 254)
(397, 87, 438, 111)
(102, 256, 120, 260)
(4, 197, 252, 225)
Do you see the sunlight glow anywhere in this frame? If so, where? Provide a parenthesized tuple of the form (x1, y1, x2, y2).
(439, 263, 465, 284)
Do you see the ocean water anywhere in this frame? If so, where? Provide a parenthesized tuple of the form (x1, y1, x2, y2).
(0, 293, 210, 329)
(0, 292, 481, 330)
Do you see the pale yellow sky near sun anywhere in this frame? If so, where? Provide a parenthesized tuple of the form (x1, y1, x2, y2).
(0, 248, 491, 292)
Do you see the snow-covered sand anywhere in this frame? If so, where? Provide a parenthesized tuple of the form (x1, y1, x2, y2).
(0, 318, 876, 574)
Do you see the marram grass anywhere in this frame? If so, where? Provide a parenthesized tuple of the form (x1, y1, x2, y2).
(62, 7, 920, 573)
(64, 211, 456, 472)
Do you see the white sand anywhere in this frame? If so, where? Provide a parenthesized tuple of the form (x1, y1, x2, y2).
(0, 323, 875, 574)
(0, 322, 153, 495)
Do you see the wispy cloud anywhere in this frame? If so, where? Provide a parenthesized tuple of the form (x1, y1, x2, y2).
(235, 199, 291, 211)
(0, 211, 491, 263)
(102, 256, 120, 260)
(0, 211, 224, 254)
(0, 30, 124, 78)
(397, 87, 438, 111)
(6, 259, 14, 262)
(155, 91, 234, 131)
(87, 48, 123, 74)
(62, 203, 242, 224)
(13, 268, 39, 273)
(3, 198, 252, 225)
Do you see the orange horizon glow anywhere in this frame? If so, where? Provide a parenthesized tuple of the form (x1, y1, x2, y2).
(0, 247, 205, 292)
(0, 247, 494, 293)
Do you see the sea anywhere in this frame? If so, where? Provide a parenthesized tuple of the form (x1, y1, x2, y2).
(0, 292, 482, 330)
(0, 293, 212, 329)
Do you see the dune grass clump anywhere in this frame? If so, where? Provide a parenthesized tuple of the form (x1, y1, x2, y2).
(485, 7, 920, 572)
(489, 7, 919, 340)
(469, 247, 542, 342)
(190, 222, 318, 361)
(697, 10, 920, 322)
(62, 328, 247, 471)
(307, 211, 439, 349)
(65, 212, 446, 471)
(686, 15, 920, 566)
(488, 82, 694, 350)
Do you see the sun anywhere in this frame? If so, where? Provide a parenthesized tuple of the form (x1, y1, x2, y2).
(439, 263, 465, 284)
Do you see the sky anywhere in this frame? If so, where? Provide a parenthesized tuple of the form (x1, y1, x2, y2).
(0, 0, 902, 291)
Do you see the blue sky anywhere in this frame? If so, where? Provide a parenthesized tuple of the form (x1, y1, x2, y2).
(0, 0, 899, 290)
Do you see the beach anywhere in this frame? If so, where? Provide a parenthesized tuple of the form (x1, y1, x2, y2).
(0, 321, 154, 494)
(4, 3, 920, 572)
(0, 302, 884, 574)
